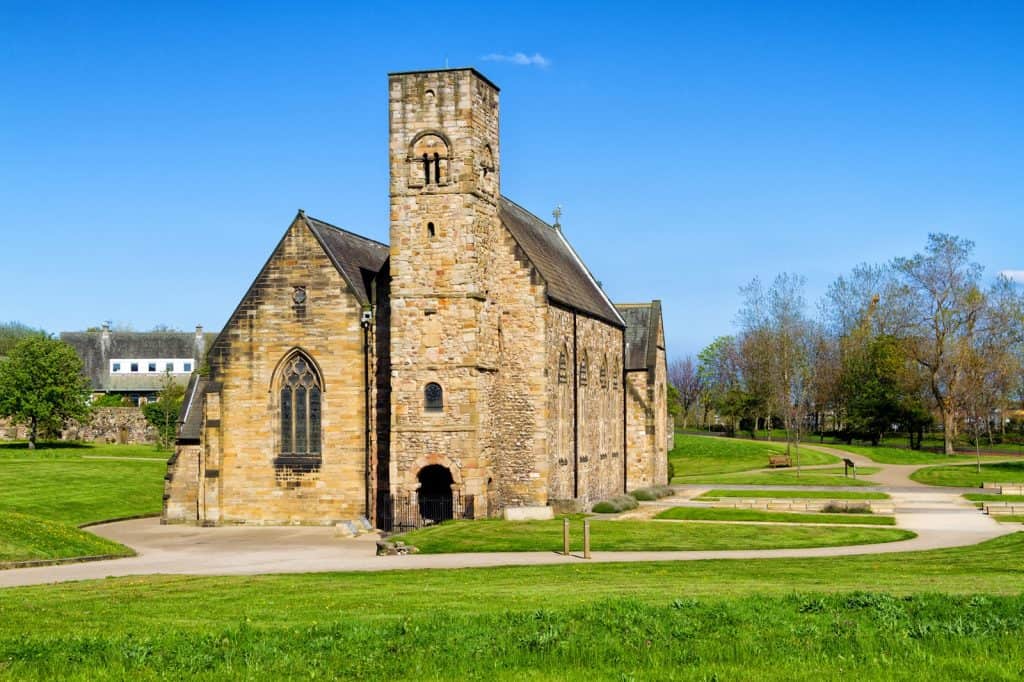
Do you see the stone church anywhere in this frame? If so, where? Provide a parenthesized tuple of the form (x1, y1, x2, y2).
(163, 68, 668, 527)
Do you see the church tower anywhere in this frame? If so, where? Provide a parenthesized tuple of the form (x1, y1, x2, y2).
(387, 68, 501, 512)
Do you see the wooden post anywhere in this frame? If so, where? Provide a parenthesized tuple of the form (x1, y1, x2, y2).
(583, 519, 591, 559)
(562, 517, 570, 556)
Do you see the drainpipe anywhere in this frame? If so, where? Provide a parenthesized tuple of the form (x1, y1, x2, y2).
(622, 330, 627, 494)
(572, 310, 579, 500)
(362, 309, 372, 520)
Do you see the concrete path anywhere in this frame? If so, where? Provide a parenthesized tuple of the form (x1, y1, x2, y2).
(1, 441, 1017, 588)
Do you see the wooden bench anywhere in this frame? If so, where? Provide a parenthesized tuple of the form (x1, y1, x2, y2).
(768, 455, 792, 468)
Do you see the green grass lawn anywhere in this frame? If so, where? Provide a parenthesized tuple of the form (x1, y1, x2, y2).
(827, 444, 980, 465)
(994, 516, 1024, 523)
(670, 434, 838, 480)
(0, 441, 168, 459)
(390, 518, 912, 553)
(0, 446, 166, 525)
(1, 534, 1023, 680)
(682, 469, 877, 486)
(697, 489, 890, 500)
(963, 493, 1024, 503)
(0, 512, 132, 564)
(910, 461, 1024, 488)
(0, 442, 167, 563)
(654, 507, 895, 525)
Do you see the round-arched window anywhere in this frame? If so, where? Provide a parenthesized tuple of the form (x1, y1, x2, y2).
(425, 382, 443, 412)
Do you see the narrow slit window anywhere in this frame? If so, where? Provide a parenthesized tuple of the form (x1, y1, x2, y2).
(427, 222, 435, 238)
(433, 152, 441, 184)
(422, 153, 430, 185)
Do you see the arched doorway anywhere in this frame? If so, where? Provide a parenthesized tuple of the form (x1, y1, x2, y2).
(417, 464, 454, 524)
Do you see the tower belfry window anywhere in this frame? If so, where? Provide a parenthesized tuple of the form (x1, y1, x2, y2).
(410, 132, 450, 187)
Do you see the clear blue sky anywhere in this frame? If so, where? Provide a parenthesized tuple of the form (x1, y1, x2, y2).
(2, 2, 1022, 357)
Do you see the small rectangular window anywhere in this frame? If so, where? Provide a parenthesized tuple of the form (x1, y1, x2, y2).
(184, 362, 192, 372)
(148, 363, 157, 372)
(166, 362, 174, 372)
(130, 363, 139, 372)
(112, 363, 121, 372)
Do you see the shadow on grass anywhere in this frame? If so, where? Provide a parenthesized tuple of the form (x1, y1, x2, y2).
(0, 441, 96, 451)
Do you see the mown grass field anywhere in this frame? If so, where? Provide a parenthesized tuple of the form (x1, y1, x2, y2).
(964, 493, 1024, 504)
(391, 518, 912, 553)
(910, 461, 1024, 488)
(670, 434, 838, 480)
(830, 444, 981, 465)
(0, 512, 131, 563)
(0, 442, 166, 563)
(654, 506, 895, 525)
(683, 469, 877, 486)
(697, 489, 889, 500)
(1, 534, 1023, 679)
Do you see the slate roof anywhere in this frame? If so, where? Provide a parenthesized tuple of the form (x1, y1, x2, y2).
(176, 373, 208, 442)
(616, 301, 662, 371)
(60, 330, 209, 391)
(499, 197, 624, 327)
(304, 214, 390, 306)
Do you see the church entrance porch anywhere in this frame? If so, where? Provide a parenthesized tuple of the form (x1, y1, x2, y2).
(376, 464, 476, 532)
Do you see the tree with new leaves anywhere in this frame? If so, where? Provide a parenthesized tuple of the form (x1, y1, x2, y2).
(0, 335, 91, 448)
(142, 372, 186, 450)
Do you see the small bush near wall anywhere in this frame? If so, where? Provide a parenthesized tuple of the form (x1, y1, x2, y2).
(629, 485, 675, 501)
(592, 495, 639, 513)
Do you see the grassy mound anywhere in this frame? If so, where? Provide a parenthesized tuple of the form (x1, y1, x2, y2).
(670, 434, 838, 481)
(391, 518, 913, 553)
(911, 461, 1024, 488)
(0, 511, 131, 564)
(655, 507, 894, 525)
(697, 489, 890, 500)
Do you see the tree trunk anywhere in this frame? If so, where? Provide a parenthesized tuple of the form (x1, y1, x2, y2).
(28, 417, 37, 450)
(942, 408, 956, 455)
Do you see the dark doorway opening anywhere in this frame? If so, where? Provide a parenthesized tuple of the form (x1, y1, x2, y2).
(417, 464, 454, 524)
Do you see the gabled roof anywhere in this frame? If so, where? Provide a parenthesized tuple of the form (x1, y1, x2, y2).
(616, 301, 663, 371)
(499, 197, 624, 327)
(304, 214, 390, 306)
(60, 330, 208, 391)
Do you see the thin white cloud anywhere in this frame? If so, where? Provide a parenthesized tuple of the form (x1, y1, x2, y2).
(481, 52, 551, 68)
(999, 269, 1024, 283)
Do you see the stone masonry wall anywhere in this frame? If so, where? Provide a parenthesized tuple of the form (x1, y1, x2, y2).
(197, 216, 371, 525)
(1, 408, 156, 444)
(546, 306, 625, 507)
(387, 69, 503, 511)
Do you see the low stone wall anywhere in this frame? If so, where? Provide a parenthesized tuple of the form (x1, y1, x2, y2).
(983, 483, 1024, 495)
(711, 498, 895, 514)
(0, 408, 157, 444)
(984, 504, 1024, 516)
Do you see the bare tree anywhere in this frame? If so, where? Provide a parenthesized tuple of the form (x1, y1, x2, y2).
(668, 356, 703, 430)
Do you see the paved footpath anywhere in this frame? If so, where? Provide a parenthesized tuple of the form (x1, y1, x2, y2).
(0, 447, 1018, 588)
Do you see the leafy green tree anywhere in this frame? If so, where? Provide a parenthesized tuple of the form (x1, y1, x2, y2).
(840, 334, 906, 445)
(142, 373, 185, 449)
(0, 336, 91, 448)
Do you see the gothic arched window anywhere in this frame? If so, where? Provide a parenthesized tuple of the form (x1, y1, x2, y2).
(279, 354, 321, 456)
(600, 358, 609, 389)
(579, 352, 589, 386)
(558, 349, 568, 384)
(425, 382, 444, 412)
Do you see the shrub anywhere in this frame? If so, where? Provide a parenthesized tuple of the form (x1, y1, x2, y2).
(822, 502, 872, 514)
(592, 496, 639, 514)
(629, 486, 675, 501)
(667, 460, 675, 481)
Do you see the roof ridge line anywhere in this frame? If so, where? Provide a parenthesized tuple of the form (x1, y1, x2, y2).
(551, 221, 626, 327)
(304, 213, 390, 249)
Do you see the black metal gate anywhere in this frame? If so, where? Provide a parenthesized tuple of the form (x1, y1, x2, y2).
(376, 492, 474, 532)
